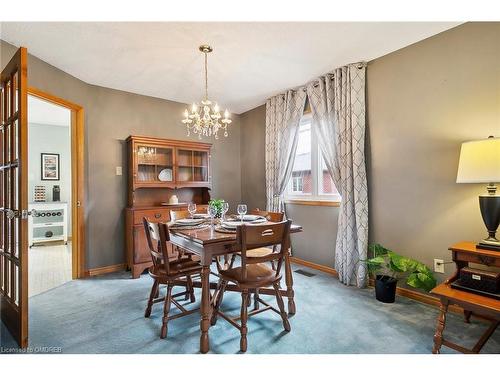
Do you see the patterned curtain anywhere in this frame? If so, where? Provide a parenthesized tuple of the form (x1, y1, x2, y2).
(265, 90, 307, 212)
(307, 64, 368, 287)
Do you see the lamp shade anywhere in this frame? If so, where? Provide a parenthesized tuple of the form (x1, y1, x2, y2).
(456, 137, 500, 183)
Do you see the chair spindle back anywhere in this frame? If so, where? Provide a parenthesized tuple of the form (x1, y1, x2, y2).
(143, 217, 172, 275)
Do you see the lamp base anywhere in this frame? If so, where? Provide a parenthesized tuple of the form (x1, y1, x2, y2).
(476, 241, 500, 251)
(478, 194, 500, 252)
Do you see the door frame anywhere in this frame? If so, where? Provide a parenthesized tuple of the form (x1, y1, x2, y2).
(27, 87, 85, 279)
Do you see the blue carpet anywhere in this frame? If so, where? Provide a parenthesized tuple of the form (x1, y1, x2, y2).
(1, 264, 499, 354)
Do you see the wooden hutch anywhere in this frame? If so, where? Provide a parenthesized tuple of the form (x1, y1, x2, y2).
(125, 135, 212, 278)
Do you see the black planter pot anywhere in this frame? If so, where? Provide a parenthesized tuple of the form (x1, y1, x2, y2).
(375, 275, 397, 303)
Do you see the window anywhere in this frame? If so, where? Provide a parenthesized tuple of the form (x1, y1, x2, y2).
(286, 114, 341, 203)
(291, 176, 303, 193)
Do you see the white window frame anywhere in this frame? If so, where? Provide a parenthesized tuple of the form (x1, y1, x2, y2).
(285, 113, 341, 204)
(291, 175, 303, 193)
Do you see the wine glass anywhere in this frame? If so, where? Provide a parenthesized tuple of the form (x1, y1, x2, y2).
(237, 204, 247, 223)
(188, 203, 197, 219)
(222, 202, 229, 222)
(208, 205, 217, 228)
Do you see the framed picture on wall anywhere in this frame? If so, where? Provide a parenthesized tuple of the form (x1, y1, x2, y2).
(41, 153, 60, 181)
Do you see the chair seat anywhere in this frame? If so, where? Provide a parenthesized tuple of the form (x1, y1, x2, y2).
(245, 247, 274, 258)
(149, 258, 201, 279)
(219, 263, 279, 288)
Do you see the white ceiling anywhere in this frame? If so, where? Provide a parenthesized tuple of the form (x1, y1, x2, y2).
(28, 95, 71, 127)
(2, 22, 460, 114)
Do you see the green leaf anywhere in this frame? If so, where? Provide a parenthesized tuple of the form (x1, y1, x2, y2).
(367, 256, 385, 265)
(208, 199, 225, 212)
(416, 272, 437, 292)
(369, 244, 389, 257)
(388, 257, 406, 273)
(406, 273, 421, 289)
(416, 263, 433, 275)
(406, 271, 437, 292)
(389, 252, 417, 273)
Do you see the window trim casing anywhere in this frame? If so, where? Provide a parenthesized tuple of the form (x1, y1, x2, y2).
(285, 113, 341, 206)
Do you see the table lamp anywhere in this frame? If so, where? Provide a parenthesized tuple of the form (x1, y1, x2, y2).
(456, 136, 500, 250)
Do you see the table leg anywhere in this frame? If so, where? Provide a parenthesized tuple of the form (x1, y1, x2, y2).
(200, 265, 211, 353)
(464, 310, 472, 323)
(284, 248, 296, 315)
(432, 300, 449, 354)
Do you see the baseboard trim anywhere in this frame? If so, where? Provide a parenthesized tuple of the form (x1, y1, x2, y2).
(289, 257, 464, 314)
(290, 257, 338, 277)
(85, 263, 126, 277)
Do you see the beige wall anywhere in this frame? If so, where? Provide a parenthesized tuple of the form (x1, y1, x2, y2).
(240, 23, 500, 285)
(1, 40, 242, 269)
(367, 22, 500, 283)
(240, 105, 267, 210)
(285, 204, 338, 266)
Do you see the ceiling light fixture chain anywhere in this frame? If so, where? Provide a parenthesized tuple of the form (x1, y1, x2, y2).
(204, 49, 208, 100)
(182, 44, 231, 139)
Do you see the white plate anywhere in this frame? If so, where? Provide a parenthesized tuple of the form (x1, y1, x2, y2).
(221, 221, 242, 228)
(175, 218, 204, 225)
(158, 168, 173, 182)
(252, 216, 267, 222)
(193, 213, 210, 219)
(229, 215, 266, 222)
(242, 214, 262, 221)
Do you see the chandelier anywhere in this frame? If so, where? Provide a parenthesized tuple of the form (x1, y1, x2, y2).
(182, 45, 231, 139)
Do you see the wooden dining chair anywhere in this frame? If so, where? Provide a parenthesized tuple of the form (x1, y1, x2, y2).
(143, 218, 202, 339)
(211, 220, 292, 352)
(246, 208, 284, 259)
(229, 209, 284, 309)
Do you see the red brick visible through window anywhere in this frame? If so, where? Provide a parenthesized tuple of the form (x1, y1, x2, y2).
(291, 171, 338, 195)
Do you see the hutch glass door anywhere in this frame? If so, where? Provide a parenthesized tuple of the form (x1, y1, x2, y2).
(176, 148, 209, 183)
(135, 144, 174, 184)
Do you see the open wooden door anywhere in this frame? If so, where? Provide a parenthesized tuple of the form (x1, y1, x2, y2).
(0, 47, 29, 348)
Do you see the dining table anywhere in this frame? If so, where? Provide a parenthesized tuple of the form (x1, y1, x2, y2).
(168, 221, 303, 353)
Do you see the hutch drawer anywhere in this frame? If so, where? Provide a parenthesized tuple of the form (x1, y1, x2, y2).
(132, 207, 172, 225)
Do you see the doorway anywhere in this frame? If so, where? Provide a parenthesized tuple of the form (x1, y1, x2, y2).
(27, 88, 85, 288)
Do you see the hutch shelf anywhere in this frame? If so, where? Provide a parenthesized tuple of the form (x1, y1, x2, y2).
(125, 135, 212, 278)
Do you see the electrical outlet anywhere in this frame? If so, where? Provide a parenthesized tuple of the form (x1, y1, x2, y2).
(116, 166, 122, 176)
(434, 259, 445, 274)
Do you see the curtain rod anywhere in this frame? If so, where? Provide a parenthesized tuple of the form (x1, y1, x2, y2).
(285, 61, 367, 94)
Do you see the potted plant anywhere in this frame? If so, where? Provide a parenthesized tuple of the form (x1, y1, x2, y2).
(365, 243, 437, 303)
(208, 199, 224, 219)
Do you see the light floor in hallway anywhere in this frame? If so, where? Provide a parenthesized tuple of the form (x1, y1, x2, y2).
(29, 241, 72, 297)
